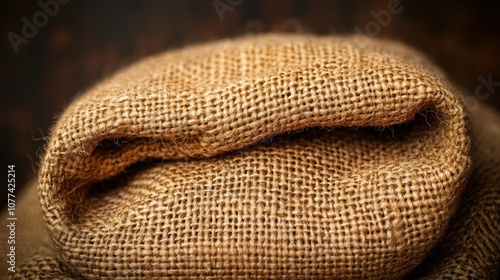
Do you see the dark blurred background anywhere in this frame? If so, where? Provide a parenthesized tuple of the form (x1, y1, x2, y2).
(1, 0, 500, 207)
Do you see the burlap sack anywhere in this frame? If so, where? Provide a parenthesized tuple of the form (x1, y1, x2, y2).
(4, 34, 499, 279)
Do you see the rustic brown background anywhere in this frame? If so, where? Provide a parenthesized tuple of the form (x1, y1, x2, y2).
(1, 0, 500, 207)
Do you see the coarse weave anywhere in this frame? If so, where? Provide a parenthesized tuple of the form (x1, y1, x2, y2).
(3, 34, 499, 279)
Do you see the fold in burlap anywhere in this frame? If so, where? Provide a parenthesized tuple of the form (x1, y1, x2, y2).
(6, 34, 499, 279)
(406, 103, 500, 280)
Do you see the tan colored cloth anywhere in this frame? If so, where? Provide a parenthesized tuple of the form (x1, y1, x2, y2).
(0, 181, 66, 279)
(406, 103, 500, 280)
(4, 34, 498, 279)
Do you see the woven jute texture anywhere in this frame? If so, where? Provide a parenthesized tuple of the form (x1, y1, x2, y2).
(5, 34, 499, 279)
(405, 102, 500, 280)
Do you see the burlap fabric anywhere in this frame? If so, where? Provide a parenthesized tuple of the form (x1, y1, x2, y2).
(3, 34, 498, 279)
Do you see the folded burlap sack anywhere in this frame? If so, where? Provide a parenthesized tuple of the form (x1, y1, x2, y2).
(4, 34, 499, 279)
